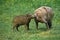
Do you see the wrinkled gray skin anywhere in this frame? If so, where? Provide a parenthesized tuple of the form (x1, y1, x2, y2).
(13, 14, 34, 31)
(34, 6, 54, 30)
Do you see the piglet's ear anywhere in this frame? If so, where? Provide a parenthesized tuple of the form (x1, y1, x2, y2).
(26, 14, 32, 17)
(26, 14, 29, 17)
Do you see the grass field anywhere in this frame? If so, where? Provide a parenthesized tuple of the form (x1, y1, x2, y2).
(0, 0, 60, 40)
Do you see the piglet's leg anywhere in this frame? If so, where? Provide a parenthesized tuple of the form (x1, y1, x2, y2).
(16, 24, 19, 31)
(27, 24, 29, 30)
(25, 24, 29, 30)
(12, 24, 17, 31)
(34, 17, 39, 30)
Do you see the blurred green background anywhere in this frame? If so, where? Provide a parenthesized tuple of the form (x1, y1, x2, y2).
(0, 0, 60, 40)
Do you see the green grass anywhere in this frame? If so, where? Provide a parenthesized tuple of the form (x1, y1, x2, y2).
(0, 0, 60, 40)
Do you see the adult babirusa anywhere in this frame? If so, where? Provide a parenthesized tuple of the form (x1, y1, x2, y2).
(33, 6, 54, 29)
